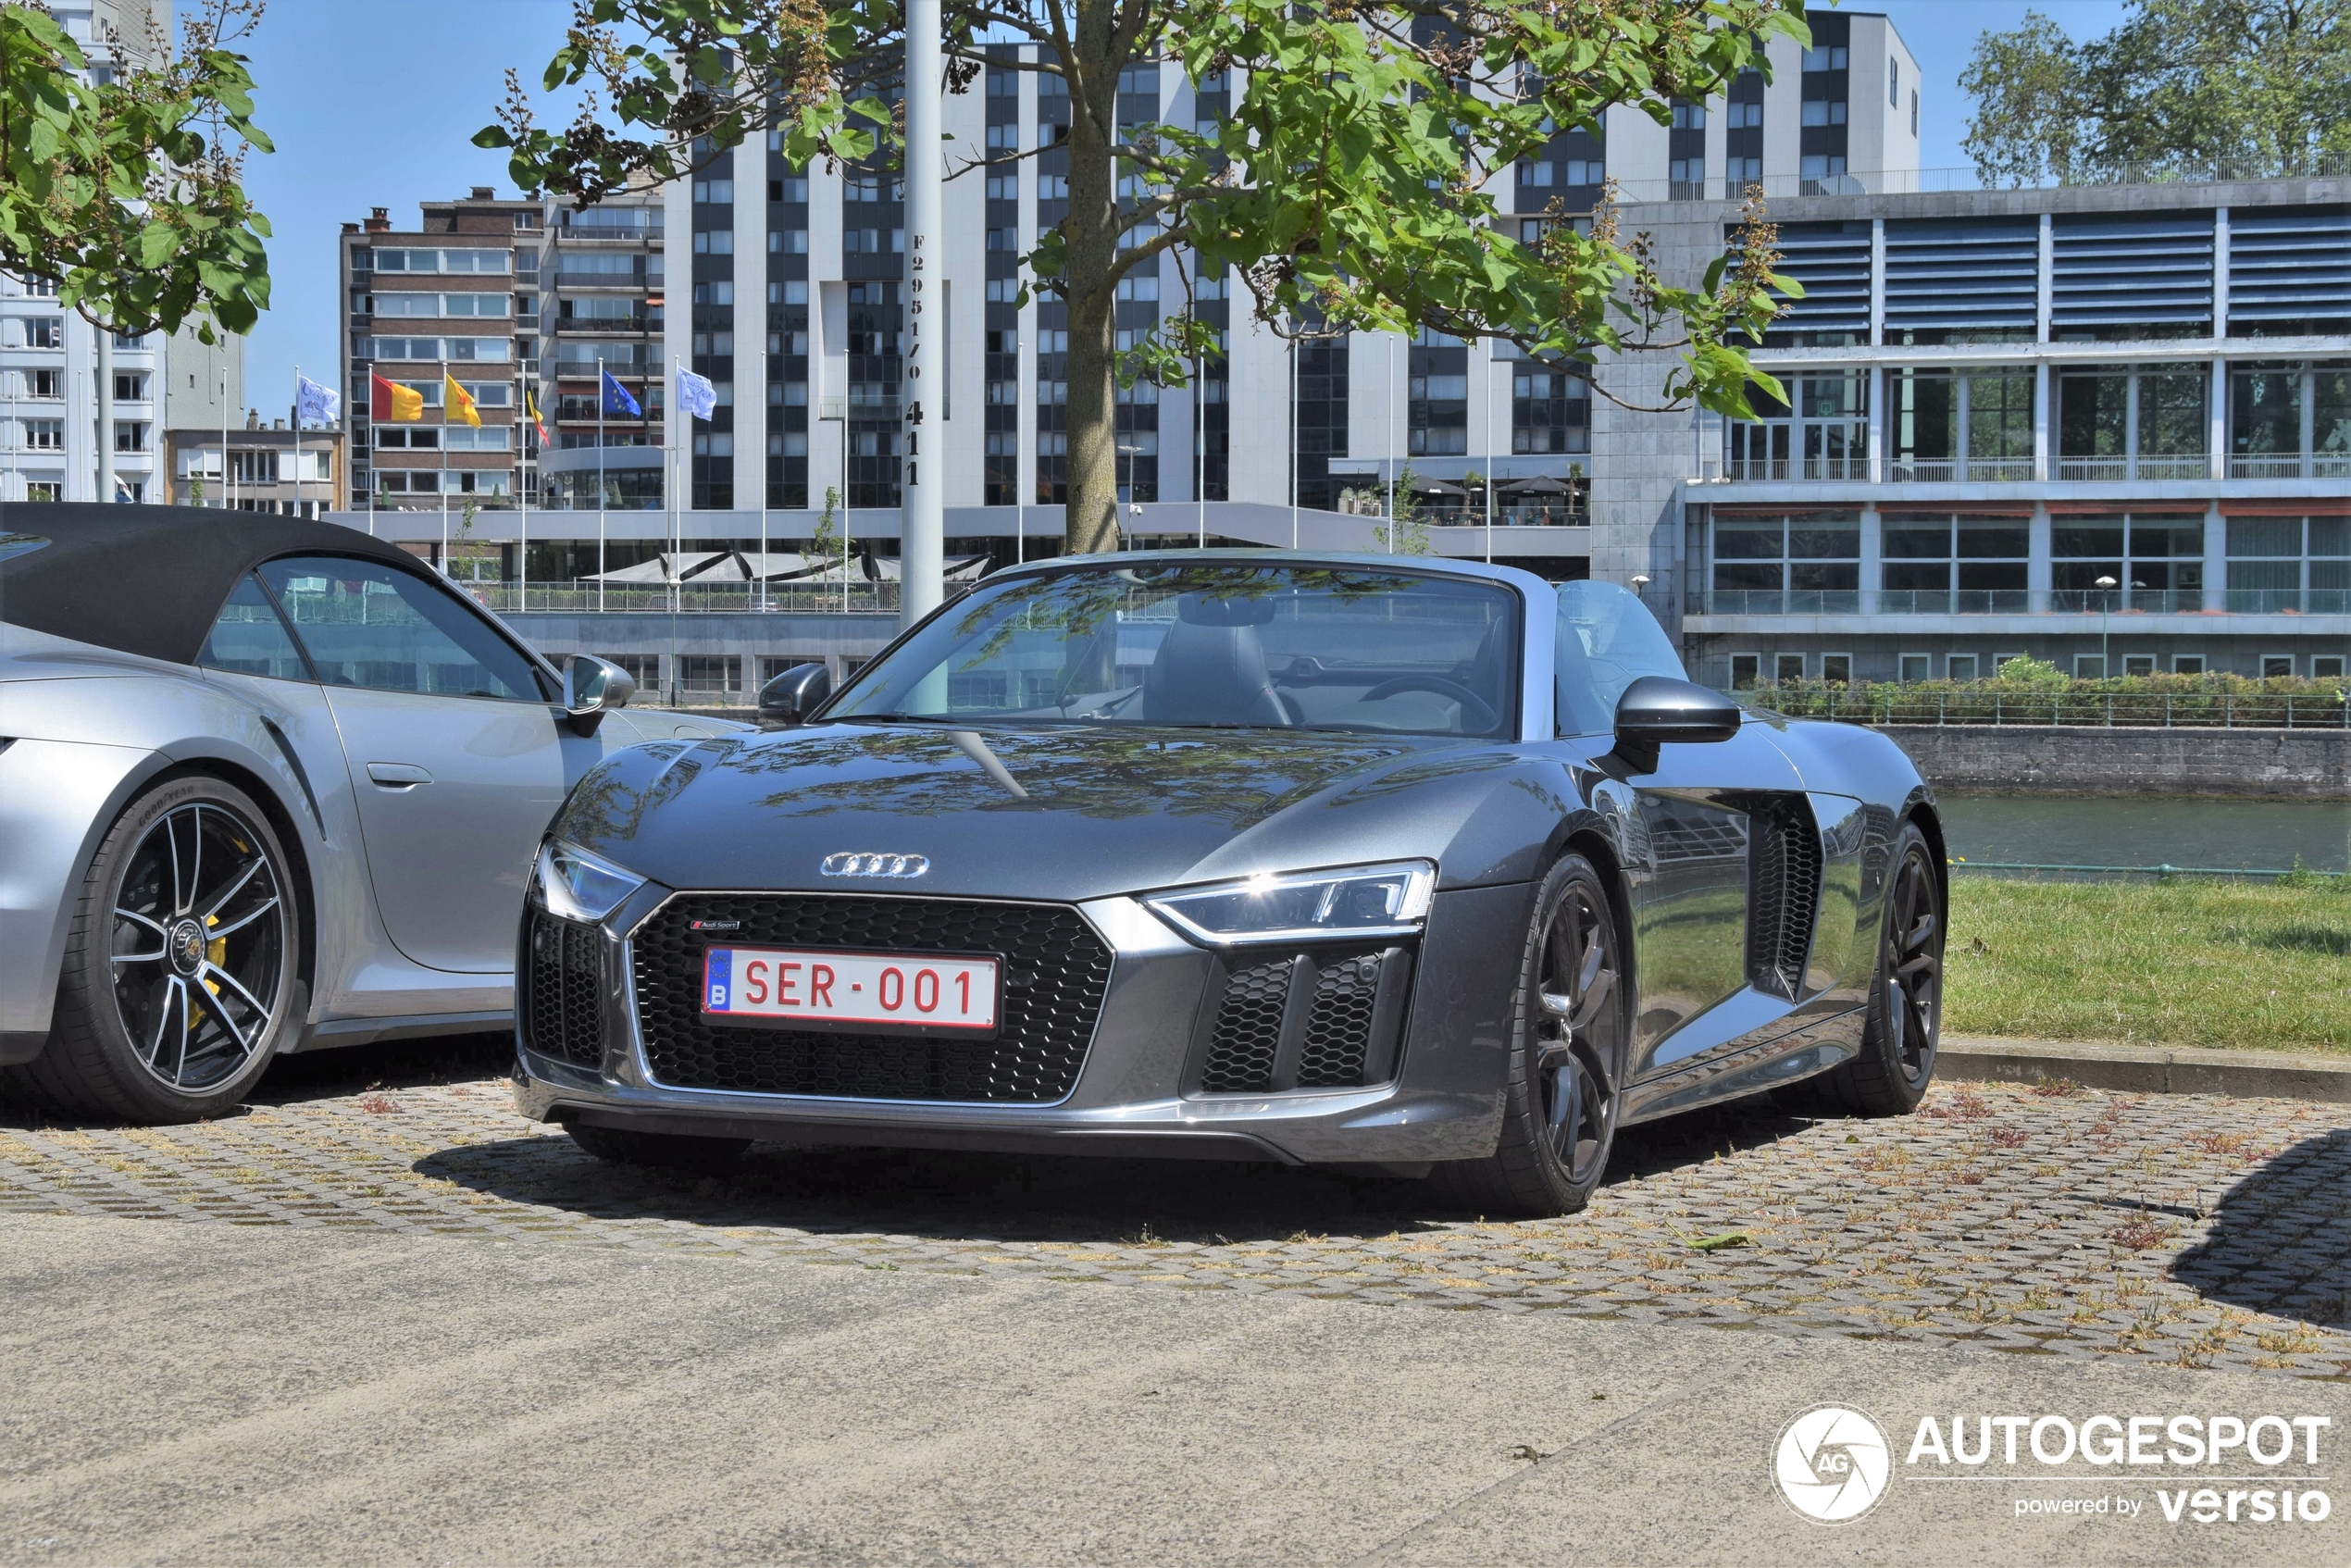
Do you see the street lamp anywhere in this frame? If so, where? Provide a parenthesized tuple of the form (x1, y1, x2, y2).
(2095, 574, 2119, 678)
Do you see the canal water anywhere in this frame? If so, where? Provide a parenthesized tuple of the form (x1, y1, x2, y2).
(1939, 792, 2351, 876)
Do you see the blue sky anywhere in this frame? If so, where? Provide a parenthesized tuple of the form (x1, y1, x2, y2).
(232, 0, 2134, 416)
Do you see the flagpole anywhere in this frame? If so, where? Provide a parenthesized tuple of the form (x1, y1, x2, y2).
(221, 368, 230, 512)
(758, 343, 768, 613)
(597, 366, 607, 614)
(439, 359, 450, 574)
(292, 365, 302, 519)
(519, 365, 529, 614)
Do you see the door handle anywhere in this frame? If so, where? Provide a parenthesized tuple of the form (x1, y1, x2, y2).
(367, 762, 434, 788)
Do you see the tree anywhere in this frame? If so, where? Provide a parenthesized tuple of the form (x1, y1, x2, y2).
(1961, 1, 2351, 187)
(0, 1, 272, 342)
(481, 0, 1806, 554)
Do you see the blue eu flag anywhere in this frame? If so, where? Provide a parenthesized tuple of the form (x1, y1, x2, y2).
(600, 367, 641, 417)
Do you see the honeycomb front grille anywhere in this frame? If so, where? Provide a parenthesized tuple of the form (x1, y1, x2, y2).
(629, 893, 1112, 1101)
(1196, 948, 1405, 1095)
(526, 911, 605, 1068)
(1200, 958, 1293, 1093)
(1748, 805, 1824, 1000)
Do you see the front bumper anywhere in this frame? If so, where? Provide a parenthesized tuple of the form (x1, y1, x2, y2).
(513, 882, 1530, 1165)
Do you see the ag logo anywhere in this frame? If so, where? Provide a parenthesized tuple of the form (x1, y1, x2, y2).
(1773, 1405, 1893, 1525)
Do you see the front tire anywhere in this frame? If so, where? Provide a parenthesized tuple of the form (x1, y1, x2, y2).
(11, 776, 302, 1124)
(1435, 853, 1627, 1217)
(1810, 821, 1944, 1115)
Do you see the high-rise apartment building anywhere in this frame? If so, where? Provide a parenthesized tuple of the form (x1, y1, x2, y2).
(537, 181, 666, 523)
(338, 190, 540, 520)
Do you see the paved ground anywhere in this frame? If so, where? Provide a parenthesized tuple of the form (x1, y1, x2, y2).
(4, 1038, 2349, 1565)
(3, 1038, 2346, 1379)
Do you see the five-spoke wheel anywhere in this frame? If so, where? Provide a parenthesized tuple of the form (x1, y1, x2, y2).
(1438, 852, 1626, 1216)
(10, 777, 300, 1123)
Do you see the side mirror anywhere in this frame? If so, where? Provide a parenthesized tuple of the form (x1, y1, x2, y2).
(562, 654, 635, 737)
(1611, 675, 1741, 774)
(758, 661, 833, 728)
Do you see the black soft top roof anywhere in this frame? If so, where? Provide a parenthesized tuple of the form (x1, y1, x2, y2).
(0, 504, 427, 666)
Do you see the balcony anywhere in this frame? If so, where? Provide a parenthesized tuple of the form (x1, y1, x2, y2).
(1723, 456, 1868, 482)
(1885, 456, 2036, 483)
(2231, 454, 2351, 480)
(2226, 589, 2351, 615)
(1872, 589, 2033, 615)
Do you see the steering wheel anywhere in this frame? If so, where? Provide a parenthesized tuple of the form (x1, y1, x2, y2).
(1361, 676, 1499, 731)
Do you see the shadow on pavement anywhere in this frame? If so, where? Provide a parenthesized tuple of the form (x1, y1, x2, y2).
(412, 1095, 1828, 1246)
(252, 1032, 514, 1105)
(2171, 1126, 2351, 1329)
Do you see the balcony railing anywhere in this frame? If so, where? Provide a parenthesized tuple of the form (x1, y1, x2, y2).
(1723, 456, 1869, 482)
(1685, 587, 2319, 616)
(2226, 588, 2351, 616)
(463, 580, 912, 616)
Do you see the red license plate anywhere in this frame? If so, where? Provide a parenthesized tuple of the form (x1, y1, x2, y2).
(699, 947, 999, 1032)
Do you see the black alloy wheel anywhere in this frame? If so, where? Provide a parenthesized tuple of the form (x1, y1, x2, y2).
(10, 777, 301, 1124)
(1437, 853, 1627, 1217)
(1811, 820, 1944, 1116)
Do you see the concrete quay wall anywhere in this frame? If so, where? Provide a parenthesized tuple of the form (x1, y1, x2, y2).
(1873, 724, 2350, 797)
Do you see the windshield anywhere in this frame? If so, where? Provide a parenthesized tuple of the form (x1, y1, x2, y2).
(827, 562, 1521, 738)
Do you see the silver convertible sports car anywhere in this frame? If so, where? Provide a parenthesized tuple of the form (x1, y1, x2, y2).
(0, 505, 739, 1124)
(517, 552, 1947, 1215)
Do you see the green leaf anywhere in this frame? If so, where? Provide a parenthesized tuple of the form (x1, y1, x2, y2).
(1687, 1231, 1749, 1251)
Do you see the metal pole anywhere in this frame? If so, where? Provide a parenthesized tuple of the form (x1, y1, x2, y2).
(900, 0, 944, 629)
(1483, 345, 1494, 565)
(519, 361, 529, 612)
(292, 363, 301, 518)
(1386, 332, 1395, 551)
(95, 321, 113, 503)
(1288, 335, 1299, 548)
(598, 370, 607, 613)
(759, 343, 769, 611)
(222, 367, 231, 512)
(1195, 340, 1204, 548)
(439, 360, 450, 574)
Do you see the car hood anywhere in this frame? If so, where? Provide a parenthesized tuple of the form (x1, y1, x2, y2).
(556, 721, 1530, 902)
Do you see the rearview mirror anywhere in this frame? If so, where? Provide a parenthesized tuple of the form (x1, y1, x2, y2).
(562, 654, 636, 736)
(1611, 675, 1741, 774)
(758, 662, 833, 728)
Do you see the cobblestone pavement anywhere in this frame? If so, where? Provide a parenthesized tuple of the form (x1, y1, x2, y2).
(3, 1042, 2347, 1382)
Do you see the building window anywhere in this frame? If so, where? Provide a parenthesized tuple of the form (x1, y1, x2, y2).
(1729, 653, 1761, 690)
(1888, 367, 2035, 481)
(1708, 511, 1860, 612)
(2227, 514, 2349, 615)
(1407, 329, 1467, 457)
(2058, 365, 2208, 479)
(1880, 513, 2031, 612)
(2313, 654, 2346, 678)
(2054, 513, 2205, 612)
(1897, 653, 1932, 684)
(21, 419, 62, 450)
(1947, 653, 1981, 682)
(1511, 361, 1589, 456)
(23, 317, 61, 349)
(1728, 370, 1867, 479)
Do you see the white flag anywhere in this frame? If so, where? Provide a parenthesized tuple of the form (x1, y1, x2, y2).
(296, 375, 340, 426)
(676, 366, 716, 421)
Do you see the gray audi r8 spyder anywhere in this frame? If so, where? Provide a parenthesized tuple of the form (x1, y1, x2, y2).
(0, 505, 740, 1125)
(516, 552, 1946, 1215)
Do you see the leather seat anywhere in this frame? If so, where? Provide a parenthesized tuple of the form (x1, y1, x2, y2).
(1141, 614, 1297, 727)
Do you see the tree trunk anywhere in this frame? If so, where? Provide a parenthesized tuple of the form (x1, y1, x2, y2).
(1059, 0, 1123, 556)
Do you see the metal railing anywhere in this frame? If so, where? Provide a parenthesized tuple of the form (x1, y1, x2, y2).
(1748, 688, 2350, 728)
(1685, 587, 2351, 616)
(461, 580, 912, 616)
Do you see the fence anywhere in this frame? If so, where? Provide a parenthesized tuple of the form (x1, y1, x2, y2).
(1749, 687, 2351, 728)
(460, 580, 915, 616)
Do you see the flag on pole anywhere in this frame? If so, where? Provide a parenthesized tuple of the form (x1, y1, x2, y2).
(296, 375, 340, 427)
(370, 375, 423, 422)
(442, 374, 481, 428)
(600, 367, 641, 417)
(526, 390, 551, 449)
(676, 365, 716, 421)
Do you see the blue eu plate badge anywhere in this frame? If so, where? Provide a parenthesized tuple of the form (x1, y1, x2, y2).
(704, 948, 731, 1011)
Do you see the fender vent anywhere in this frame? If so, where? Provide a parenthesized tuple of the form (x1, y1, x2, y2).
(1747, 805, 1823, 1001)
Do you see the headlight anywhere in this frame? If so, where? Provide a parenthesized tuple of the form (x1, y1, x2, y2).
(1145, 860, 1437, 947)
(537, 840, 647, 924)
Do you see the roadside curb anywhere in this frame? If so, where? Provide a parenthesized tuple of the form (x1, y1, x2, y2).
(1939, 1035, 2351, 1103)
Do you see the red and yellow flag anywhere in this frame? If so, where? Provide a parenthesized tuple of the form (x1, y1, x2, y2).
(526, 390, 550, 450)
(443, 373, 481, 429)
(369, 374, 422, 422)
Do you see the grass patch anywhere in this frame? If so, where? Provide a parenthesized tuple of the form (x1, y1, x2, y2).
(1947, 875, 2351, 1053)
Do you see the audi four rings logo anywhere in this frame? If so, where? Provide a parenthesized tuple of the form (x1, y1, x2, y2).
(820, 852, 930, 879)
